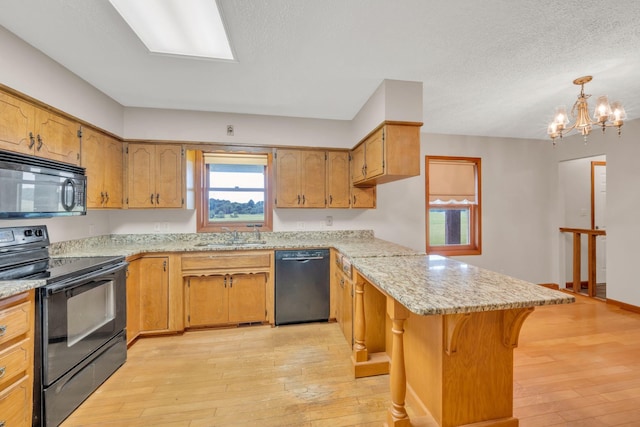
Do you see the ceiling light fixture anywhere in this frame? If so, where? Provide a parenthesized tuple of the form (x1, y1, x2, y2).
(109, 0, 234, 60)
(547, 76, 625, 144)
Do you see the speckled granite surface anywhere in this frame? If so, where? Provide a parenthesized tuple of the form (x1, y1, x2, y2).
(2, 230, 573, 316)
(352, 255, 574, 315)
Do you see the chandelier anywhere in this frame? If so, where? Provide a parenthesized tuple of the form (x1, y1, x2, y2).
(547, 76, 626, 144)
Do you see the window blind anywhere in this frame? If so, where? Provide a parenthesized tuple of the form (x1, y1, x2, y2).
(428, 160, 476, 204)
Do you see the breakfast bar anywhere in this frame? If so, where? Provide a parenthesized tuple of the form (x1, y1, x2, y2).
(350, 255, 575, 427)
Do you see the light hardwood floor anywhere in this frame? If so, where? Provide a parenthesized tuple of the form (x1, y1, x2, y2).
(63, 293, 640, 427)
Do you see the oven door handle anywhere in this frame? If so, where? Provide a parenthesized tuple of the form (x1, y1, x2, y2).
(45, 262, 127, 296)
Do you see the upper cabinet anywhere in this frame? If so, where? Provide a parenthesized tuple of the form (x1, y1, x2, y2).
(81, 127, 124, 209)
(127, 143, 184, 208)
(0, 91, 81, 165)
(326, 151, 351, 208)
(275, 149, 326, 208)
(351, 122, 421, 186)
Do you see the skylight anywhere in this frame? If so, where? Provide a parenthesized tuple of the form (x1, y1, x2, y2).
(109, 0, 234, 60)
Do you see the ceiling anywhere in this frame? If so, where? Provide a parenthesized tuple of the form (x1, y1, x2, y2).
(2, 0, 640, 140)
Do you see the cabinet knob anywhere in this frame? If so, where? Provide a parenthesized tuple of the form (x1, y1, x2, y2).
(0, 325, 6, 336)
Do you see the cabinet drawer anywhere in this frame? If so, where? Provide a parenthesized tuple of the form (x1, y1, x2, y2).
(0, 340, 30, 390)
(0, 301, 30, 347)
(0, 375, 30, 427)
(182, 252, 271, 271)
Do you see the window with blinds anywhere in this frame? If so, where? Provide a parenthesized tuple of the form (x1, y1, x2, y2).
(425, 156, 481, 256)
(196, 151, 273, 232)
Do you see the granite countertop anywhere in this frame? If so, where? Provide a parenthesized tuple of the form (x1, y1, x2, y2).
(351, 255, 574, 315)
(1, 230, 574, 316)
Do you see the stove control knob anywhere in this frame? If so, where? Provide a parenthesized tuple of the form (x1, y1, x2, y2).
(24, 230, 33, 237)
(34, 229, 43, 237)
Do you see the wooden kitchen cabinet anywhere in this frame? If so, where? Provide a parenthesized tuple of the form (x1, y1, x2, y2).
(125, 257, 141, 345)
(82, 127, 123, 209)
(275, 149, 326, 208)
(326, 151, 351, 208)
(330, 251, 353, 346)
(185, 273, 267, 327)
(351, 122, 421, 186)
(0, 290, 34, 427)
(138, 256, 170, 333)
(0, 90, 81, 165)
(182, 251, 273, 327)
(351, 186, 376, 209)
(127, 143, 184, 208)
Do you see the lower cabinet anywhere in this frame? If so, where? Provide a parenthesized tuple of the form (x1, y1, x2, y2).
(0, 290, 34, 427)
(139, 256, 170, 332)
(185, 273, 267, 327)
(125, 257, 141, 345)
(331, 250, 354, 347)
(182, 251, 273, 328)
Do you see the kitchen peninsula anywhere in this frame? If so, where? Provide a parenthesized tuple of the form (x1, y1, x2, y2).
(0, 230, 573, 427)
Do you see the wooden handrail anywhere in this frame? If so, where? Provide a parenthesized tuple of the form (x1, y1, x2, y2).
(559, 227, 606, 297)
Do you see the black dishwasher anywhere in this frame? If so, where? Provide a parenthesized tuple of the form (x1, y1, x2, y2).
(274, 249, 330, 325)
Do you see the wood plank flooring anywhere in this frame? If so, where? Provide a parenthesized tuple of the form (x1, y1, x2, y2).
(63, 293, 640, 426)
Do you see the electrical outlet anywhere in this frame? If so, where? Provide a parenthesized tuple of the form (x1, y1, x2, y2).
(227, 125, 234, 136)
(154, 222, 161, 232)
(325, 216, 333, 226)
(162, 222, 169, 232)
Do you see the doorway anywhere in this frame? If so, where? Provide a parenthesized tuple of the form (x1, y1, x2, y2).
(558, 155, 606, 299)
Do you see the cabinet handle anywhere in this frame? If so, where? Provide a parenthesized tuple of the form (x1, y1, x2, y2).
(0, 325, 6, 336)
(28, 132, 35, 149)
(297, 195, 301, 205)
(353, 195, 357, 204)
(362, 165, 366, 177)
(150, 194, 154, 204)
(0, 366, 5, 379)
(162, 260, 167, 272)
(156, 193, 160, 205)
(105, 192, 109, 204)
(100, 192, 105, 205)
(224, 276, 227, 288)
(329, 195, 333, 205)
(229, 276, 233, 288)
(37, 134, 43, 150)
(0, 420, 5, 427)
(302, 195, 306, 205)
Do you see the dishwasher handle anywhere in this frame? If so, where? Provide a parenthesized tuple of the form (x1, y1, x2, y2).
(281, 256, 326, 261)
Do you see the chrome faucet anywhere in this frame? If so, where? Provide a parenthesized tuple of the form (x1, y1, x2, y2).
(221, 227, 239, 242)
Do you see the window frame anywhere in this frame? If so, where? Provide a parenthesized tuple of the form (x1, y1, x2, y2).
(195, 149, 274, 233)
(425, 155, 482, 256)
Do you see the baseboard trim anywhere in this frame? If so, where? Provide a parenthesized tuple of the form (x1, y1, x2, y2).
(539, 283, 560, 290)
(606, 298, 640, 314)
(565, 281, 588, 289)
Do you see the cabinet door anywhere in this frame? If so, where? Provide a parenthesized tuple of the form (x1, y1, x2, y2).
(352, 186, 376, 209)
(342, 278, 353, 347)
(275, 149, 301, 207)
(228, 273, 266, 323)
(0, 91, 34, 155)
(155, 145, 183, 208)
(81, 128, 106, 208)
(326, 151, 351, 208)
(364, 128, 385, 179)
(300, 150, 326, 208)
(127, 144, 156, 208)
(139, 257, 170, 332)
(126, 259, 141, 345)
(34, 108, 80, 165)
(351, 143, 366, 184)
(186, 275, 229, 327)
(103, 135, 124, 208)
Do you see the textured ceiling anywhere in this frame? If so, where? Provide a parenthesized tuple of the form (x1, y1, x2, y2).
(1, 0, 640, 140)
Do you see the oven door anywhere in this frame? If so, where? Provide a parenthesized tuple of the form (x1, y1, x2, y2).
(41, 262, 126, 386)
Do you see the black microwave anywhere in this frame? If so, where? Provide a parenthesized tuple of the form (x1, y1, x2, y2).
(0, 149, 87, 218)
